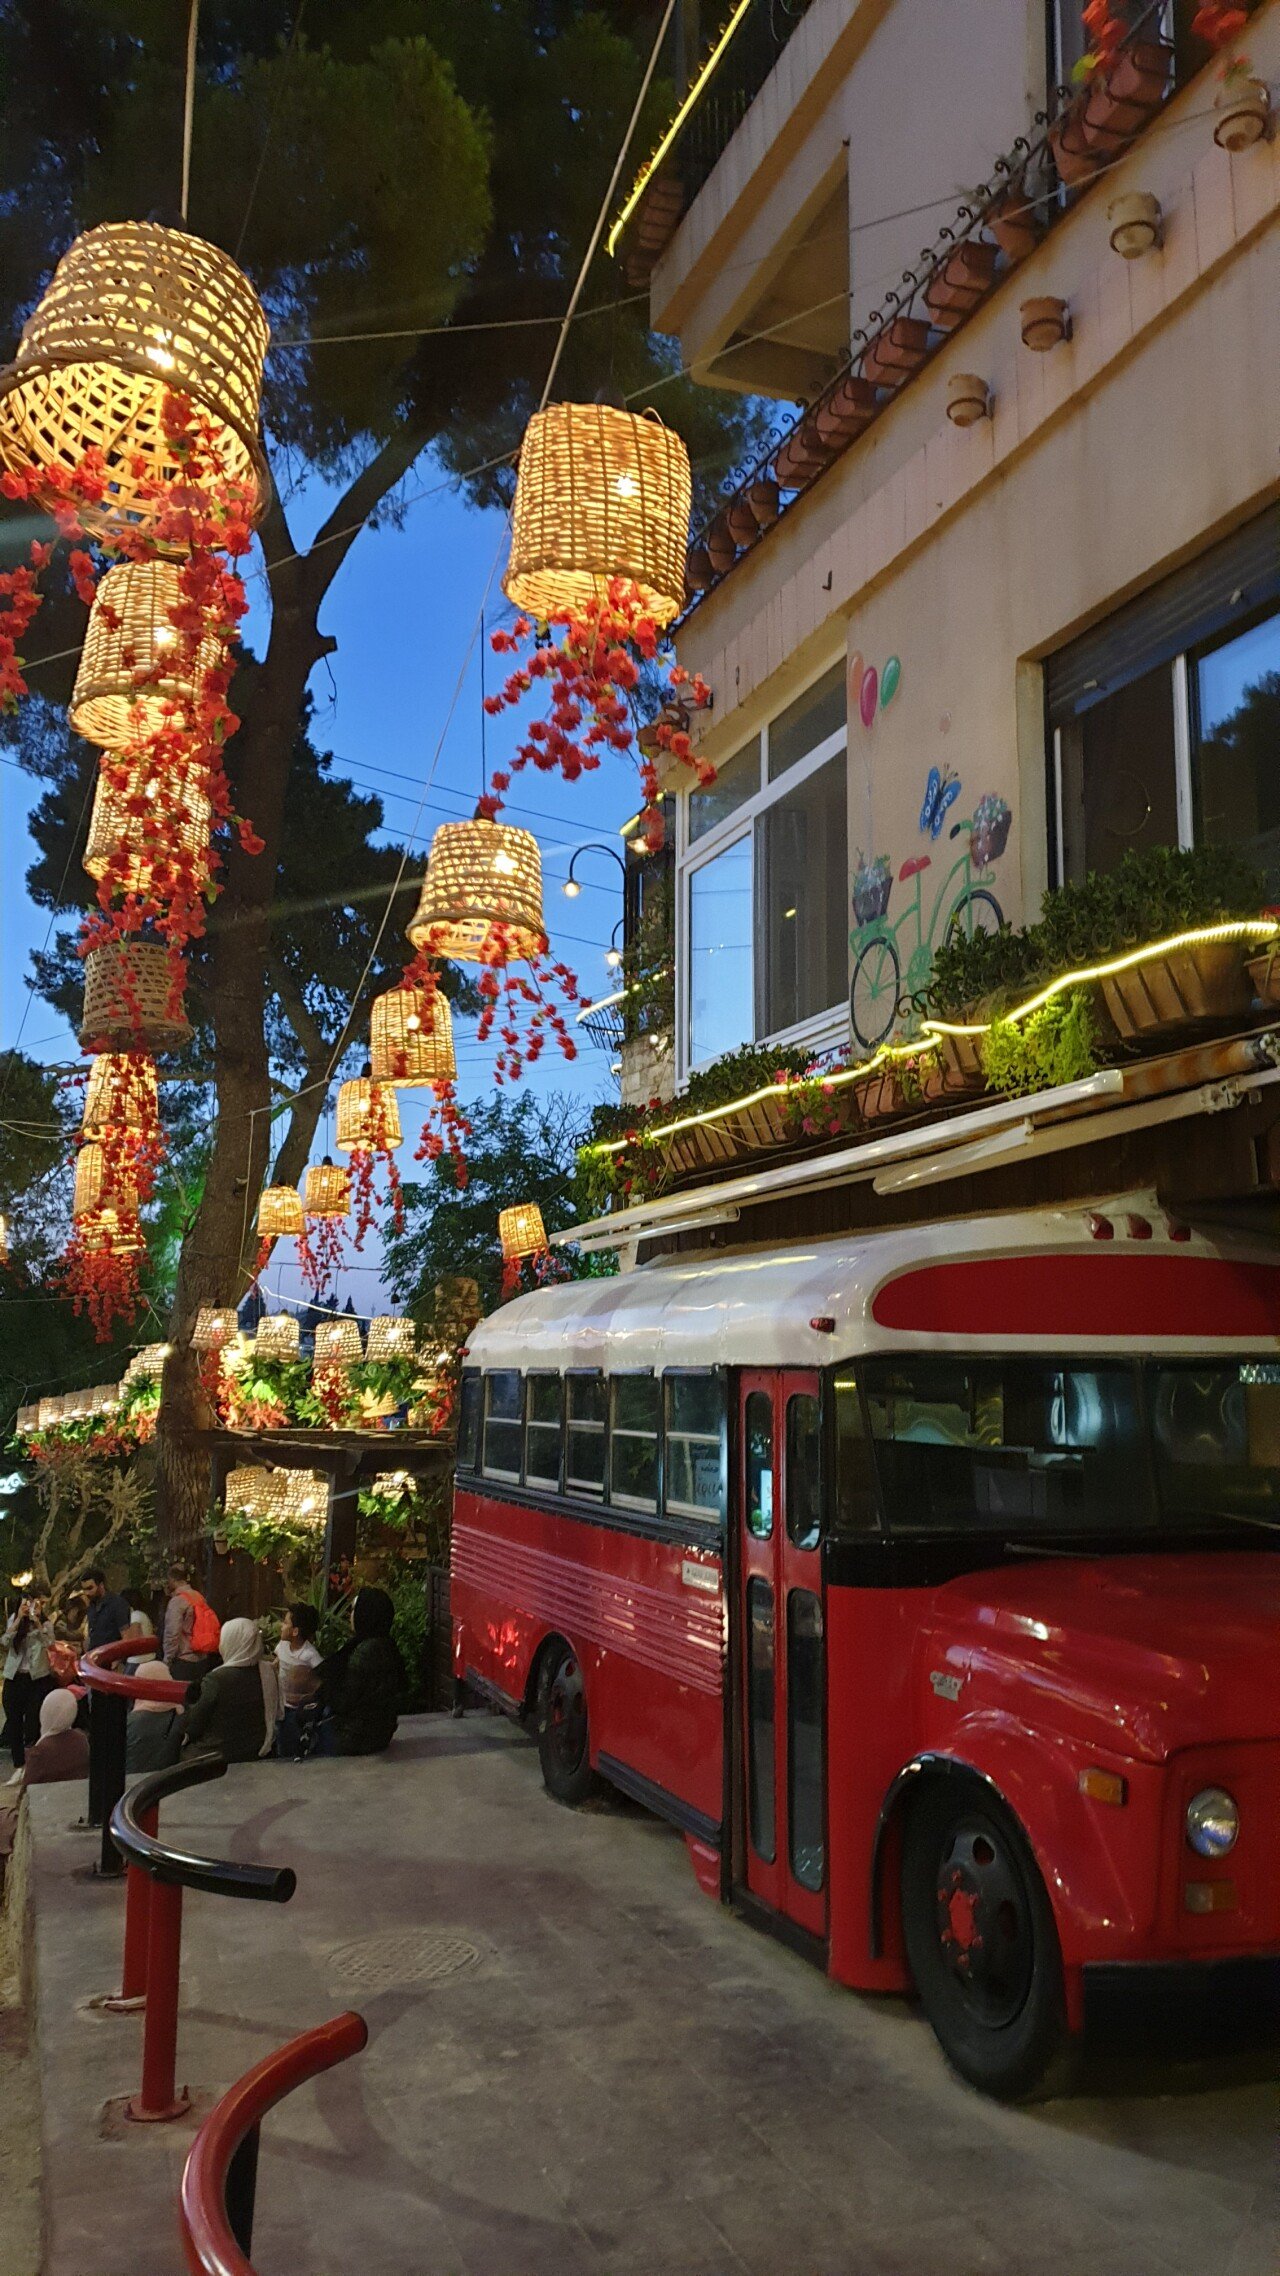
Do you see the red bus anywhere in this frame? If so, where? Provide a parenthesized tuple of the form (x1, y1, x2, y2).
(451, 1199, 1280, 2097)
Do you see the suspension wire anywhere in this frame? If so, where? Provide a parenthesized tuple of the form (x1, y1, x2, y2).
(180, 0, 200, 225)
(235, 0, 309, 261)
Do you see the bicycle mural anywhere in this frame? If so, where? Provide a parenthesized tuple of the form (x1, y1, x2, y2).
(849, 771, 1012, 1049)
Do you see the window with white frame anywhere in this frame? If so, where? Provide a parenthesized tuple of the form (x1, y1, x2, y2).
(679, 662, 848, 1075)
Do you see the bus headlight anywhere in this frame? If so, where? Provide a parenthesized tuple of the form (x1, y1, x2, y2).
(1185, 1787, 1239, 1858)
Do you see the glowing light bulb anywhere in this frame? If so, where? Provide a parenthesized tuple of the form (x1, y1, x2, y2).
(405, 1014, 421, 1032)
(563, 878, 581, 898)
(153, 625, 177, 649)
(605, 948, 622, 970)
(145, 335, 176, 372)
(615, 472, 639, 499)
(493, 849, 517, 877)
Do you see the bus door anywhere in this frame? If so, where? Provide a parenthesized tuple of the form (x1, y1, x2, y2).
(737, 1372, 826, 1939)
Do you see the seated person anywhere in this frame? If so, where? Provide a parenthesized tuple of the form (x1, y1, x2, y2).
(182, 1619, 279, 1764)
(21, 1688, 89, 1786)
(126, 1659, 185, 1773)
(275, 1602, 323, 1760)
(318, 1588, 405, 1757)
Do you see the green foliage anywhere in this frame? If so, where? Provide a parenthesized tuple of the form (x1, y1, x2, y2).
(579, 1042, 815, 1209)
(349, 1358, 418, 1409)
(1034, 845, 1268, 973)
(386, 1567, 429, 1709)
(981, 990, 1098, 1099)
(925, 924, 1046, 1021)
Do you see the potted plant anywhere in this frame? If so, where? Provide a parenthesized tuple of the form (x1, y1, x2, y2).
(981, 991, 1097, 1099)
(862, 315, 931, 390)
(1081, 36, 1173, 150)
(924, 918, 1044, 1093)
(984, 179, 1041, 262)
(924, 239, 999, 330)
(1035, 846, 1267, 1042)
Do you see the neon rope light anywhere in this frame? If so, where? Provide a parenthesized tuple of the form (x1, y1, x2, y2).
(606, 1, 756, 258)
(588, 1038, 926, 1157)
(920, 919, 1279, 1040)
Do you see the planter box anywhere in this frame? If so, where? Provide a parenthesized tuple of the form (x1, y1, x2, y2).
(722, 1092, 792, 1153)
(665, 1120, 738, 1180)
(934, 1029, 987, 1094)
(861, 317, 931, 389)
(854, 1068, 908, 1125)
(1100, 940, 1254, 1041)
(923, 240, 998, 330)
(1081, 39, 1172, 151)
(1248, 949, 1280, 1006)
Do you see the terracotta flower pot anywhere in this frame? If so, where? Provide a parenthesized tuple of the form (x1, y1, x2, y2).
(705, 514, 738, 575)
(854, 1068, 908, 1125)
(1048, 107, 1100, 187)
(923, 240, 999, 330)
(1100, 939, 1254, 1041)
(946, 372, 990, 427)
(685, 545, 713, 593)
(1108, 190, 1162, 258)
(1247, 948, 1280, 1005)
(1214, 78, 1271, 152)
(746, 478, 780, 528)
(861, 316, 931, 390)
(985, 182, 1041, 262)
(1021, 296, 1071, 351)
(723, 495, 759, 548)
(813, 374, 879, 448)
(1081, 40, 1173, 151)
(773, 423, 830, 490)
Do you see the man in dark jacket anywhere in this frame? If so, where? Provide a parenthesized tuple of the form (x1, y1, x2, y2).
(320, 1588, 404, 1755)
(81, 1568, 132, 1652)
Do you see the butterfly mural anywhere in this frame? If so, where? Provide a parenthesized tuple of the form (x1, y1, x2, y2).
(919, 764, 961, 839)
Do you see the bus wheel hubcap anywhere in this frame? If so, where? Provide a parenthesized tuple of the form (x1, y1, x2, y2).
(933, 1821, 1033, 2027)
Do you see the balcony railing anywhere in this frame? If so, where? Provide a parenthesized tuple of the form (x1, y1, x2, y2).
(610, 0, 820, 280)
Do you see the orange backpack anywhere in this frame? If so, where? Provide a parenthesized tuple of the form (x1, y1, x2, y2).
(178, 1589, 221, 1656)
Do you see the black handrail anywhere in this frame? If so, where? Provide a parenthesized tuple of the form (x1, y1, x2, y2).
(111, 1753, 297, 1904)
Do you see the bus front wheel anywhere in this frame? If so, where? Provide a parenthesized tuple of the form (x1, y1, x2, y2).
(535, 1641, 600, 1805)
(901, 1780, 1076, 2101)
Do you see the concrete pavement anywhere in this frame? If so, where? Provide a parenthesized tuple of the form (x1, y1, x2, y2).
(23, 1715, 1280, 2275)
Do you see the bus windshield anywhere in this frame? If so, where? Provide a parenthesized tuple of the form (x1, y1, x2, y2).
(854, 1354, 1280, 1535)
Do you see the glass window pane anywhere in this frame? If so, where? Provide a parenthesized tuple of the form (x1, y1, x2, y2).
(610, 1376, 659, 1508)
(665, 1375, 724, 1521)
(767, 663, 846, 783)
(747, 1577, 775, 1863)
(525, 1377, 562, 1487)
(689, 737, 760, 843)
(566, 1375, 606, 1495)
(787, 1590, 825, 1892)
(1195, 609, 1280, 897)
(1148, 1359, 1280, 1524)
(745, 1390, 774, 1538)
(483, 1371, 523, 1480)
(760, 756, 847, 1036)
(689, 837, 754, 1067)
(786, 1395, 821, 1548)
(457, 1373, 481, 1470)
(567, 1377, 607, 1426)
(1059, 662, 1177, 882)
(832, 1375, 879, 1534)
(528, 1375, 562, 1426)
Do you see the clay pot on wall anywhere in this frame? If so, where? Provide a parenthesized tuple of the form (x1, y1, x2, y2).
(946, 372, 991, 426)
(861, 316, 931, 389)
(923, 239, 999, 330)
(1107, 189, 1162, 258)
(985, 181, 1041, 262)
(1214, 77, 1272, 151)
(1020, 295, 1071, 351)
(1081, 39, 1173, 153)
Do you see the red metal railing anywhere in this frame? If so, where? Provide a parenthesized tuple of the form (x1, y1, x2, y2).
(79, 1638, 192, 1878)
(180, 2013, 369, 2275)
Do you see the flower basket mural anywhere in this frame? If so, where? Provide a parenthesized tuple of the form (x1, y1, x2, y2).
(848, 762, 1010, 1053)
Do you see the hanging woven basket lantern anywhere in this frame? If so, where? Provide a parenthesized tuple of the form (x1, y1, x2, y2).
(254, 1312, 300, 1362)
(83, 751, 213, 895)
(80, 939, 192, 1055)
(313, 1315, 363, 1367)
(71, 561, 225, 748)
(505, 401, 692, 627)
(82, 1052, 159, 1140)
(303, 1159, 350, 1219)
(123, 1341, 169, 1384)
(192, 1305, 238, 1354)
(262, 1468, 328, 1529)
(72, 1140, 138, 1222)
(499, 1201, 549, 1261)
(365, 1316, 417, 1364)
(37, 1397, 63, 1429)
(75, 1208, 145, 1256)
(407, 820, 544, 963)
(224, 1464, 275, 1520)
(256, 1185, 304, 1239)
(0, 221, 270, 540)
(369, 985, 456, 1087)
(335, 1079, 403, 1153)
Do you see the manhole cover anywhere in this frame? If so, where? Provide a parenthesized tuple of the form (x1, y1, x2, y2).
(323, 1930, 483, 1990)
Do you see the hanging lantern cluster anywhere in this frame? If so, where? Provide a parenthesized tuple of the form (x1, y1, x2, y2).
(336, 1077, 404, 1251)
(64, 1048, 164, 1336)
(365, 1316, 417, 1364)
(505, 401, 691, 629)
(192, 1305, 238, 1354)
(254, 1312, 300, 1362)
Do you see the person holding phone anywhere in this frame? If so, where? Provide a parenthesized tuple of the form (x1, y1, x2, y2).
(2, 1596, 57, 1771)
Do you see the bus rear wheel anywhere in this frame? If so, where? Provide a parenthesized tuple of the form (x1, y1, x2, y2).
(901, 1781, 1075, 2101)
(535, 1642, 599, 1805)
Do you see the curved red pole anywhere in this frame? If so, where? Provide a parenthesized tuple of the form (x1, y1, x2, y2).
(180, 2013, 369, 2276)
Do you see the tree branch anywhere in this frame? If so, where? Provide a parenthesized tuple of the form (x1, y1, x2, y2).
(300, 420, 439, 612)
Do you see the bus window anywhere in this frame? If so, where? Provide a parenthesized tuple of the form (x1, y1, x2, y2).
(664, 1374, 724, 1522)
(566, 1375, 607, 1496)
(611, 1376, 660, 1510)
(861, 1354, 1150, 1532)
(745, 1391, 774, 1538)
(786, 1394, 821, 1548)
(831, 1374, 879, 1534)
(746, 1577, 776, 1862)
(483, 1372, 523, 1480)
(525, 1374, 563, 1489)
(787, 1590, 824, 1892)
(457, 1372, 481, 1472)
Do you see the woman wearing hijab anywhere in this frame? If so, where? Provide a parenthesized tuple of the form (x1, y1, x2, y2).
(319, 1588, 404, 1756)
(20, 1688, 90, 1786)
(181, 1619, 279, 1764)
(125, 1659, 185, 1773)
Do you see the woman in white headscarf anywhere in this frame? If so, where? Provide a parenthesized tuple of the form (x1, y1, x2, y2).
(21, 1687, 89, 1786)
(125, 1659, 186, 1774)
(182, 1619, 280, 1763)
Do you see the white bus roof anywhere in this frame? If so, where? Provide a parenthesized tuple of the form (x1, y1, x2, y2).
(466, 1200, 1280, 1374)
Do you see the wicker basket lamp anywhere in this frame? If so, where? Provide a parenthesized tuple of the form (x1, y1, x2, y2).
(82, 1052, 159, 1139)
(37, 1398, 63, 1428)
(335, 1079, 403, 1153)
(369, 985, 456, 1087)
(80, 939, 192, 1054)
(256, 1185, 304, 1239)
(76, 1208, 145, 1256)
(499, 1201, 549, 1261)
(192, 1305, 238, 1354)
(313, 1315, 363, 1366)
(70, 561, 226, 748)
(365, 1315, 417, 1364)
(224, 1465, 275, 1520)
(84, 752, 213, 896)
(123, 1342, 169, 1383)
(0, 221, 270, 540)
(407, 820, 544, 963)
(505, 402, 692, 628)
(254, 1312, 300, 1362)
(72, 1141, 138, 1221)
(15, 1404, 38, 1434)
(262, 1468, 328, 1528)
(303, 1159, 350, 1219)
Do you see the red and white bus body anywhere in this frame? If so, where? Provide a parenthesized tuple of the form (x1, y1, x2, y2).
(451, 1201, 1280, 2085)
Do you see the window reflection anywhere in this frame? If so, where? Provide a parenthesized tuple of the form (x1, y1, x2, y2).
(689, 837, 753, 1067)
(745, 1391, 774, 1538)
(1195, 611, 1280, 896)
